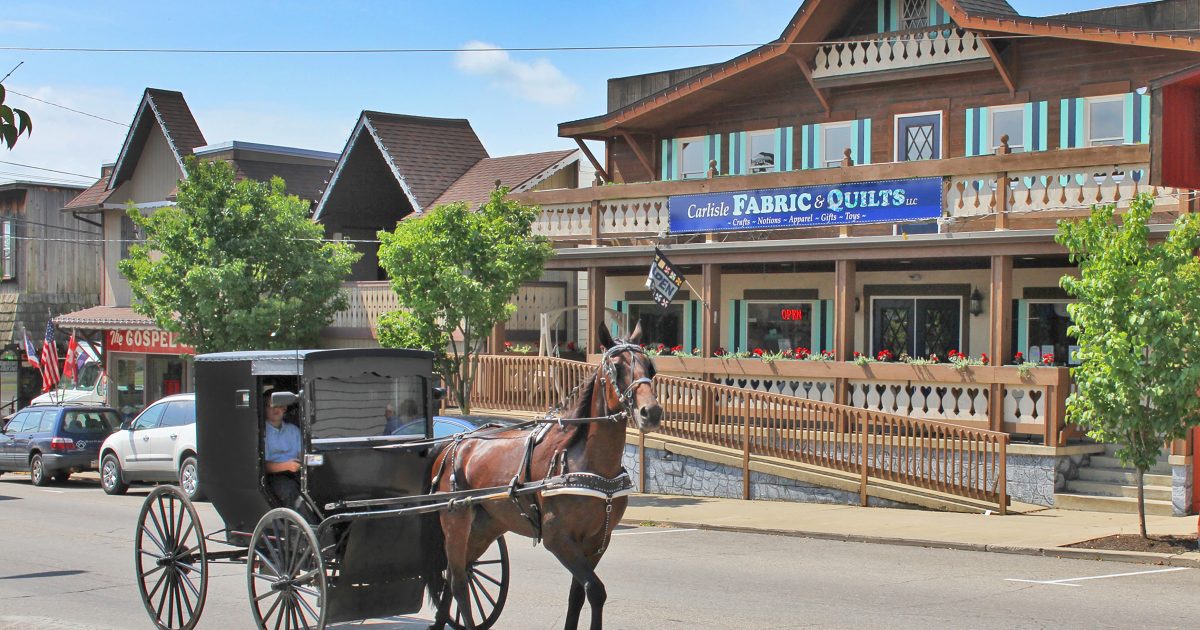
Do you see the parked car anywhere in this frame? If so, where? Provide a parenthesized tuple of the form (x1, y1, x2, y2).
(0, 404, 120, 486)
(98, 393, 203, 501)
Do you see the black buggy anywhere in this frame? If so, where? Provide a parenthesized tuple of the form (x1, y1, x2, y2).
(132, 349, 510, 630)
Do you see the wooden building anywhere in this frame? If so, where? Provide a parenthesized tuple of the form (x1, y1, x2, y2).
(508, 0, 1200, 514)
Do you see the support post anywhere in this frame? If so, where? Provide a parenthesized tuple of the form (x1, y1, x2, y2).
(742, 395, 751, 500)
(489, 322, 506, 355)
(639, 431, 646, 494)
(589, 199, 601, 246)
(859, 411, 869, 506)
(988, 255, 1013, 433)
(587, 267, 606, 356)
(834, 259, 856, 405)
(574, 138, 610, 183)
(618, 131, 657, 181)
(701, 264, 722, 358)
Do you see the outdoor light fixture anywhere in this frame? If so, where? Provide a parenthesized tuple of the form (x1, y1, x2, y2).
(969, 288, 984, 317)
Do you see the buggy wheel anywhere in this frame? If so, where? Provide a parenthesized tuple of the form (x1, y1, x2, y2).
(247, 508, 327, 630)
(443, 535, 510, 630)
(135, 485, 208, 630)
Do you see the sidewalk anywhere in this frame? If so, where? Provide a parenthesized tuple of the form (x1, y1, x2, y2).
(621, 493, 1200, 566)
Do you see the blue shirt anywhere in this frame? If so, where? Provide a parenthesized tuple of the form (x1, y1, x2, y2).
(264, 422, 302, 464)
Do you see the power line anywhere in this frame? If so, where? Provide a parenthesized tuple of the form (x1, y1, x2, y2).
(3, 88, 128, 127)
(0, 160, 97, 180)
(0, 170, 92, 186)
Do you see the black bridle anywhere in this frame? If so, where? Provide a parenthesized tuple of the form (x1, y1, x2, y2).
(594, 342, 654, 422)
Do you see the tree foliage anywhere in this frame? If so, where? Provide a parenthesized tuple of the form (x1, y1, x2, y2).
(0, 84, 33, 149)
(1056, 194, 1200, 536)
(376, 189, 553, 413)
(119, 158, 359, 353)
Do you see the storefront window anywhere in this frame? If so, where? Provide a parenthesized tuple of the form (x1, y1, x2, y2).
(1026, 301, 1077, 365)
(626, 302, 683, 348)
(113, 356, 145, 421)
(746, 302, 813, 352)
(147, 355, 186, 401)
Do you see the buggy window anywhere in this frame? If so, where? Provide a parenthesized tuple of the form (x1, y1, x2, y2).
(310, 373, 426, 440)
(63, 410, 119, 434)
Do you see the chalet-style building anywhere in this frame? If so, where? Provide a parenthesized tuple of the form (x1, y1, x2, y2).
(315, 110, 592, 347)
(507, 0, 1200, 514)
(56, 88, 339, 417)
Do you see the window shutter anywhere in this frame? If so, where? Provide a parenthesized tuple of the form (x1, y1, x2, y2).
(850, 119, 872, 165)
(878, 0, 899, 31)
(1022, 101, 1048, 152)
(1123, 92, 1151, 144)
(660, 139, 675, 181)
(799, 124, 822, 170)
(1060, 98, 1085, 149)
(684, 300, 700, 352)
(727, 299, 744, 353)
(930, 1, 951, 25)
(728, 131, 747, 175)
(780, 127, 794, 171)
(821, 300, 834, 355)
(706, 133, 722, 175)
(611, 301, 624, 339)
(965, 107, 990, 156)
(1015, 299, 1029, 361)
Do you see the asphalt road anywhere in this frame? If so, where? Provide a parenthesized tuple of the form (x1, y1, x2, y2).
(2, 473, 1200, 629)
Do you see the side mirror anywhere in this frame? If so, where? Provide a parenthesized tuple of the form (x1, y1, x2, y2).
(270, 391, 299, 408)
(432, 387, 446, 401)
(120, 420, 131, 431)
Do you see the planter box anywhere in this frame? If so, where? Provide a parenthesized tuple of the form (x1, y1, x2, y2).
(646, 356, 1068, 387)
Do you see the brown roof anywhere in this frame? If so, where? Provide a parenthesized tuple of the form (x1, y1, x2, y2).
(109, 88, 206, 190)
(53, 306, 158, 330)
(232, 159, 333, 205)
(363, 111, 489, 210)
(953, 0, 1017, 16)
(63, 175, 113, 211)
(432, 149, 576, 208)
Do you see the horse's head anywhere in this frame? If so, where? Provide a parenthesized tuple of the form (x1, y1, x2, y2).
(598, 321, 662, 432)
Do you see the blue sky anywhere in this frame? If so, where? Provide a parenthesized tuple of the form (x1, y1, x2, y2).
(0, 0, 1122, 187)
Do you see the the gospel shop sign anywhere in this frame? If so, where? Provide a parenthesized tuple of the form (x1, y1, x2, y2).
(106, 329, 196, 355)
(668, 177, 943, 234)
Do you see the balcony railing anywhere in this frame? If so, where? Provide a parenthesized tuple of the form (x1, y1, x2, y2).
(519, 145, 1177, 241)
(327, 281, 397, 337)
(811, 27, 991, 80)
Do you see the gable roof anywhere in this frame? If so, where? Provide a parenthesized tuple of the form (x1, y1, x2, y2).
(108, 88, 206, 191)
(431, 149, 578, 208)
(314, 111, 490, 220)
(63, 175, 112, 211)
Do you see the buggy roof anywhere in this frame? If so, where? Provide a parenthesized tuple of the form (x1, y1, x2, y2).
(195, 348, 435, 375)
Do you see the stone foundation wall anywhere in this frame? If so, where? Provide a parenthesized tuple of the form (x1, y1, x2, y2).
(1173, 463, 1193, 517)
(1005, 452, 1090, 507)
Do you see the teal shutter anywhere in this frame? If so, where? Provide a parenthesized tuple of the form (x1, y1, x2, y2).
(850, 119, 872, 165)
(1015, 299, 1029, 361)
(611, 301, 624, 340)
(1060, 98, 1085, 149)
(821, 300, 834, 355)
(931, 1, 951, 25)
(728, 132, 748, 175)
(878, 0, 899, 31)
(684, 300, 700, 352)
(706, 133, 722, 175)
(1022, 101, 1048, 152)
(965, 107, 990, 156)
(799, 124, 821, 170)
(660, 139, 674, 181)
(727, 299, 743, 353)
(780, 126, 794, 171)
(1123, 92, 1151, 144)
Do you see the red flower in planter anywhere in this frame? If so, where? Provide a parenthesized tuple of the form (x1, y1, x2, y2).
(503, 341, 513, 350)
(752, 348, 764, 357)
(714, 347, 726, 357)
(795, 347, 810, 359)
(853, 351, 862, 358)
(1042, 353, 1055, 366)
(820, 350, 835, 360)
(929, 354, 940, 363)
(876, 349, 894, 362)
(672, 345, 683, 354)
(980, 353, 989, 365)
(1013, 351, 1024, 363)
(566, 341, 576, 352)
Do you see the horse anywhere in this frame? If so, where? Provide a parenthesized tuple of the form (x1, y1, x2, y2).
(427, 321, 662, 630)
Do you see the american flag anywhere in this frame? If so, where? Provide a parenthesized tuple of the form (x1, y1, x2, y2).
(39, 319, 60, 393)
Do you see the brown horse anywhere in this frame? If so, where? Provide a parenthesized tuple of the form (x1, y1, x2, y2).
(428, 322, 662, 630)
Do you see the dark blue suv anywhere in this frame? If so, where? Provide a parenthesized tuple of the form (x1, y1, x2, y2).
(0, 405, 120, 486)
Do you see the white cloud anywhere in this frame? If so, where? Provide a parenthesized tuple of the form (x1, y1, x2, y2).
(0, 20, 48, 31)
(454, 40, 579, 106)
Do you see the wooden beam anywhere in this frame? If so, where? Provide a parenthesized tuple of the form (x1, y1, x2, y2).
(574, 138, 610, 183)
(586, 267, 606, 355)
(834, 259, 856, 362)
(701, 264, 722, 358)
(987, 255, 1012, 433)
(618, 131, 657, 181)
(978, 34, 1017, 97)
(788, 53, 831, 116)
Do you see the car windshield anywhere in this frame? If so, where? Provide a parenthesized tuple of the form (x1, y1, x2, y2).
(310, 373, 427, 439)
(61, 410, 119, 434)
(59, 362, 103, 390)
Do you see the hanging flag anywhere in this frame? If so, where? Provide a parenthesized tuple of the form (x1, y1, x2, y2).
(39, 319, 60, 393)
(645, 247, 685, 308)
(22, 328, 40, 368)
(62, 330, 79, 383)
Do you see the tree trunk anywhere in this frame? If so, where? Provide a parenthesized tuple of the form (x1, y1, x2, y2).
(1137, 466, 1147, 539)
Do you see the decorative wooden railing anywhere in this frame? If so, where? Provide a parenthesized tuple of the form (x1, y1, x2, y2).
(328, 281, 397, 333)
(812, 27, 990, 79)
(467, 355, 1010, 512)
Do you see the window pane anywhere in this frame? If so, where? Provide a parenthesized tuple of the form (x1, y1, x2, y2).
(679, 139, 707, 179)
(824, 126, 852, 167)
(991, 109, 1024, 152)
(746, 303, 812, 352)
(38, 411, 57, 432)
(160, 400, 195, 428)
(625, 303, 684, 348)
(748, 133, 775, 173)
(132, 403, 166, 430)
(1089, 100, 1124, 145)
(1027, 302, 1076, 366)
(63, 411, 117, 434)
(2, 221, 12, 278)
(311, 374, 426, 439)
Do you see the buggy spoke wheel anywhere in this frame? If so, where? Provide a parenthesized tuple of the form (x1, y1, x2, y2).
(444, 535, 509, 630)
(135, 486, 208, 630)
(248, 508, 326, 630)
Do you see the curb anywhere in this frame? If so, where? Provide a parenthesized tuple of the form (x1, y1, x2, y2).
(620, 517, 1200, 568)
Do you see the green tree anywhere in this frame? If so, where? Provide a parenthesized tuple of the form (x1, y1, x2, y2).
(0, 84, 32, 149)
(1056, 194, 1200, 537)
(119, 158, 359, 353)
(376, 189, 553, 413)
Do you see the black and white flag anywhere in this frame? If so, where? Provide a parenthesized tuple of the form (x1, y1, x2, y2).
(645, 248, 685, 308)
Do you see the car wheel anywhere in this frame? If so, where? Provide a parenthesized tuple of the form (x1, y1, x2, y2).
(180, 456, 204, 502)
(101, 454, 128, 495)
(53, 472, 71, 483)
(29, 454, 49, 487)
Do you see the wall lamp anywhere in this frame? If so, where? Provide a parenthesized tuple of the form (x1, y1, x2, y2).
(969, 287, 984, 317)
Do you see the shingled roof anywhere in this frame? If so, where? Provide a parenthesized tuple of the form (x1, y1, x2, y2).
(63, 174, 112, 211)
(432, 149, 578, 208)
(109, 88, 206, 191)
(954, 0, 1018, 16)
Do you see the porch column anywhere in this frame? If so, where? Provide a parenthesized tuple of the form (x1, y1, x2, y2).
(488, 322, 506, 355)
(701, 264, 722, 357)
(834, 259, 856, 405)
(587, 267, 606, 354)
(988, 255, 1013, 433)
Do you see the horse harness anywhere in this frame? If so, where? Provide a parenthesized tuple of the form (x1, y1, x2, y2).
(431, 343, 648, 555)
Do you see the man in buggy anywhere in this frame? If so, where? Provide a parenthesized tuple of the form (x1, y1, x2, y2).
(261, 390, 309, 516)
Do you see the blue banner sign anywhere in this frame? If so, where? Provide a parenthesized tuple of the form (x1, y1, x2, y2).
(668, 176, 943, 234)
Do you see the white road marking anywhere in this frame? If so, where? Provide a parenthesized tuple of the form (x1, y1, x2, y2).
(40, 489, 65, 494)
(1006, 566, 1190, 587)
(612, 528, 698, 537)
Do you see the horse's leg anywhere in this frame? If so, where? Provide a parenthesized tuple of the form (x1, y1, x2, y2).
(564, 578, 586, 629)
(545, 535, 606, 630)
(441, 508, 478, 629)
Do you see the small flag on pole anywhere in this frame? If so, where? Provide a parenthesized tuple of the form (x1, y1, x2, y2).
(22, 328, 40, 368)
(39, 319, 60, 393)
(62, 330, 79, 383)
(645, 247, 685, 308)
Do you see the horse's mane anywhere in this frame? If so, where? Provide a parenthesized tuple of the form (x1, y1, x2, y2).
(566, 370, 599, 421)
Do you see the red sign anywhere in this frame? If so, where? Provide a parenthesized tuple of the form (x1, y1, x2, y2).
(780, 308, 805, 321)
(106, 329, 195, 355)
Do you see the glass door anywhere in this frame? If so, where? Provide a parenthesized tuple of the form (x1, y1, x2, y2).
(111, 354, 146, 423)
(872, 297, 961, 358)
(896, 113, 942, 161)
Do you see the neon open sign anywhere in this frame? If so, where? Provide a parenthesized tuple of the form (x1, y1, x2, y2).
(780, 308, 805, 321)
